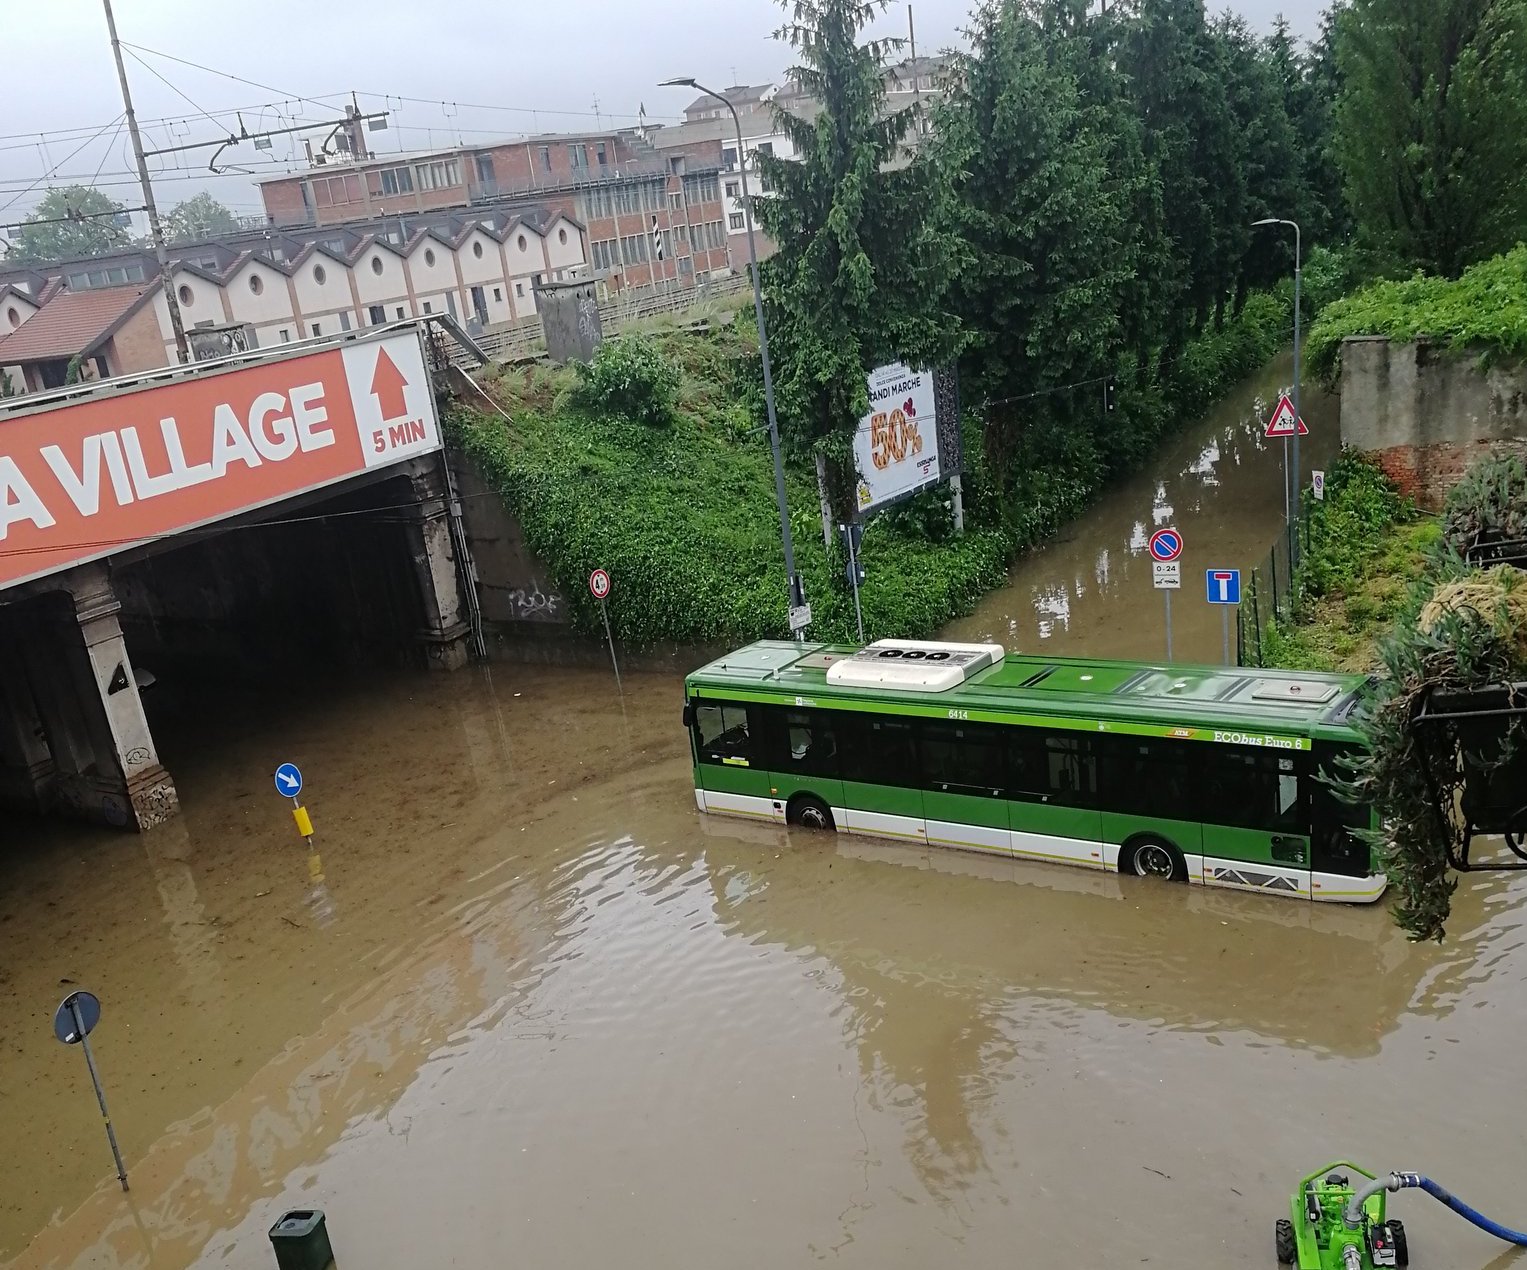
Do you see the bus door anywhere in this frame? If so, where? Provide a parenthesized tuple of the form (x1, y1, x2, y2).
(689, 699, 774, 819)
(1308, 743, 1376, 898)
(920, 721, 1006, 854)
(1006, 734, 1107, 869)
(1200, 749, 1310, 897)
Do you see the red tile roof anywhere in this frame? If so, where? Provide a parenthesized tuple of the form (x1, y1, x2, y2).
(0, 285, 151, 363)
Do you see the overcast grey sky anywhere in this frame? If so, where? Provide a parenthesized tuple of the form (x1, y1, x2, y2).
(1, 0, 1328, 229)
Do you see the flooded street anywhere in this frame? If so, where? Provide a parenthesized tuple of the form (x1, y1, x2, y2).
(5, 358, 1527, 1270)
(946, 350, 1340, 659)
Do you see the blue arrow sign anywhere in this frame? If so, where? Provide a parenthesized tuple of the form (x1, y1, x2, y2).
(1206, 569, 1242, 605)
(273, 763, 304, 798)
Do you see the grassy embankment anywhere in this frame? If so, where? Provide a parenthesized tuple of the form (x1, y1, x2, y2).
(1263, 248, 1527, 671)
(449, 290, 1297, 647)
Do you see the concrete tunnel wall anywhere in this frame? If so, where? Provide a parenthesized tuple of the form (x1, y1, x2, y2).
(0, 455, 472, 833)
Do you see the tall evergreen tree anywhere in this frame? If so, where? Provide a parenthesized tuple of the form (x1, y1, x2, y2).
(1216, 12, 1304, 307)
(754, 0, 962, 538)
(1336, 0, 1527, 277)
(1119, 0, 1246, 338)
(1301, 4, 1352, 243)
(937, 0, 1130, 497)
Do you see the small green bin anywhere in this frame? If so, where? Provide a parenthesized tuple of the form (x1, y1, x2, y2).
(268, 1209, 334, 1270)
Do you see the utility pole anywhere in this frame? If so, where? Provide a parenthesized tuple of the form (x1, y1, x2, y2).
(101, 0, 189, 364)
(909, 6, 925, 138)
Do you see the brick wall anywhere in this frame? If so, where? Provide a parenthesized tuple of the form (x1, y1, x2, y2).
(261, 179, 310, 226)
(106, 302, 173, 374)
(1340, 336, 1527, 511)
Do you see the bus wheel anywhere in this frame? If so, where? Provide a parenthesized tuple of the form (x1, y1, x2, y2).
(788, 795, 835, 832)
(1126, 836, 1186, 882)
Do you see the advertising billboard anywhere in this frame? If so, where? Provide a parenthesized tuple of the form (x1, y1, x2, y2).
(853, 361, 941, 515)
(0, 330, 439, 591)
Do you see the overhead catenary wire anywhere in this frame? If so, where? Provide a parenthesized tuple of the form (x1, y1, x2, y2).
(0, 113, 125, 219)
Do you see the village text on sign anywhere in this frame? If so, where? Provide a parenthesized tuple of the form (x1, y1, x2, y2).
(0, 331, 440, 591)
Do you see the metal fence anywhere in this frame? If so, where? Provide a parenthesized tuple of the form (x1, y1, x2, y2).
(445, 273, 752, 369)
(1236, 504, 1313, 667)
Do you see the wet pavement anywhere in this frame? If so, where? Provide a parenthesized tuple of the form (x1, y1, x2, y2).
(4, 358, 1527, 1269)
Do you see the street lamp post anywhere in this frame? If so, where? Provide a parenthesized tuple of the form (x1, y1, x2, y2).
(1253, 218, 1302, 532)
(661, 76, 807, 638)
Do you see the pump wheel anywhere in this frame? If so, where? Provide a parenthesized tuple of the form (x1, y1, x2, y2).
(1126, 836, 1187, 882)
(1387, 1219, 1408, 1267)
(1274, 1218, 1296, 1265)
(787, 794, 835, 832)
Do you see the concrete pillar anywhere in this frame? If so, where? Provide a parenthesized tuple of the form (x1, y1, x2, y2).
(57, 565, 178, 830)
(406, 462, 473, 671)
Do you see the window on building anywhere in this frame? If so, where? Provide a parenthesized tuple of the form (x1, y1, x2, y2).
(249, 274, 264, 295)
(724, 181, 739, 200)
(721, 146, 737, 170)
(369, 304, 386, 325)
(539, 145, 552, 171)
(423, 301, 432, 313)
(413, 159, 460, 191)
(371, 256, 384, 275)
(729, 212, 745, 231)
(279, 329, 292, 343)
(177, 285, 194, 306)
(668, 191, 683, 211)
(515, 282, 525, 297)
(619, 233, 648, 266)
(424, 247, 436, 267)
(396, 306, 405, 319)
(376, 166, 414, 197)
(591, 239, 617, 271)
(684, 173, 721, 205)
(66, 261, 148, 290)
(313, 264, 327, 285)
(558, 227, 568, 244)
(339, 312, 352, 332)
(493, 286, 502, 301)
(595, 142, 607, 167)
(311, 322, 322, 337)
(756, 141, 774, 159)
(474, 240, 485, 258)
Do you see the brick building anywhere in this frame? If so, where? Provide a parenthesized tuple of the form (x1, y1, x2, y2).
(255, 128, 732, 291)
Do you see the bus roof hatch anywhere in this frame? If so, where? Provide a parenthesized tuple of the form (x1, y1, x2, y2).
(825, 639, 1005, 693)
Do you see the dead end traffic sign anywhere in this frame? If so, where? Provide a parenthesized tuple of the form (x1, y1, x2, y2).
(589, 569, 612, 600)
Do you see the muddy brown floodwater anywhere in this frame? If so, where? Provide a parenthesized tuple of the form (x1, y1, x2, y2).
(4, 357, 1527, 1270)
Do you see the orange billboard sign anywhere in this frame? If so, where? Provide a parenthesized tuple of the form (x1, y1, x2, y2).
(0, 331, 440, 591)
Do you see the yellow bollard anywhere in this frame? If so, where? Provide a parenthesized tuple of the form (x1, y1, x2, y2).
(292, 805, 314, 839)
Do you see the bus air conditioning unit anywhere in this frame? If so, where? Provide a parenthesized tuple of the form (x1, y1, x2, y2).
(825, 639, 1005, 693)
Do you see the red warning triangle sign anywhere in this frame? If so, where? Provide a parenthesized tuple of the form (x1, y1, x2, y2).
(1265, 394, 1309, 438)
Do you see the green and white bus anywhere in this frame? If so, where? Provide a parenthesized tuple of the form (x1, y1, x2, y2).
(683, 639, 1383, 903)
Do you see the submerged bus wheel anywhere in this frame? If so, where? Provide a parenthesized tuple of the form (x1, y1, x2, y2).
(1126, 837, 1186, 882)
(788, 795, 835, 832)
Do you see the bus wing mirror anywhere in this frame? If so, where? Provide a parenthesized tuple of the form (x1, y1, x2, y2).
(682, 703, 695, 729)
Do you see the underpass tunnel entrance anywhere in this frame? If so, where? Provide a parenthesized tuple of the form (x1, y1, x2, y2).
(0, 455, 473, 834)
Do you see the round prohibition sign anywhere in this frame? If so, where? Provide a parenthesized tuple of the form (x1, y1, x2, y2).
(588, 568, 612, 600)
(1149, 528, 1184, 563)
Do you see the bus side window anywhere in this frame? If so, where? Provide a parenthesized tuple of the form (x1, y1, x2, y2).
(695, 703, 754, 766)
(922, 721, 1005, 794)
(839, 714, 918, 788)
(1208, 751, 1305, 833)
(763, 707, 841, 779)
(1046, 737, 1097, 806)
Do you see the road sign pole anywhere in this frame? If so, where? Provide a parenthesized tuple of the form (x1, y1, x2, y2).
(1164, 591, 1173, 662)
(70, 999, 128, 1192)
(598, 596, 622, 692)
(1222, 606, 1231, 666)
(1282, 437, 1290, 526)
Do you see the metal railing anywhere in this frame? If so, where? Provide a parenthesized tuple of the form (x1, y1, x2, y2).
(443, 273, 751, 369)
(1236, 503, 1312, 668)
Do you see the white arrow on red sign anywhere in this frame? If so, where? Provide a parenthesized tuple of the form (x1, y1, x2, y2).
(1265, 394, 1309, 438)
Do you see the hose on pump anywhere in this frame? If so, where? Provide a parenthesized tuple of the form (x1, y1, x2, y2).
(1344, 1172, 1527, 1246)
